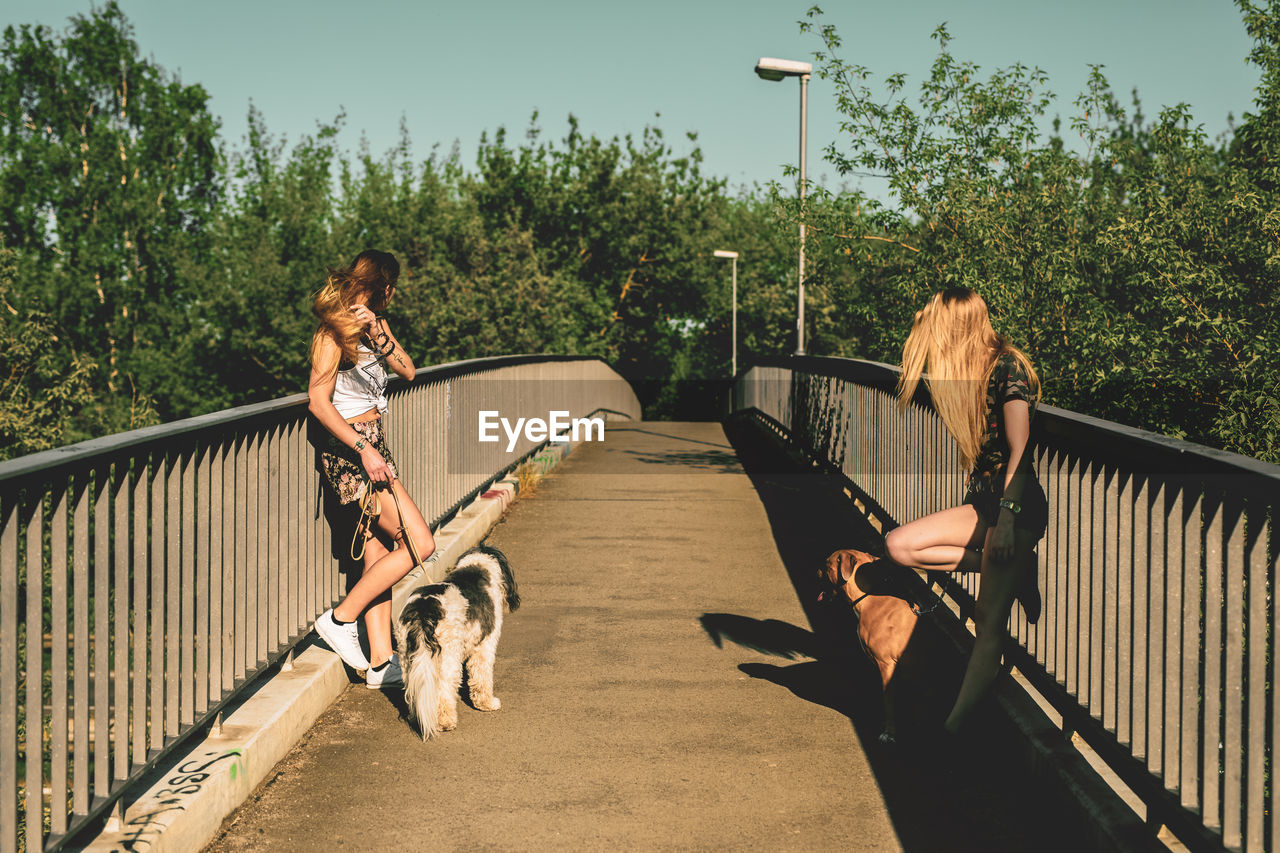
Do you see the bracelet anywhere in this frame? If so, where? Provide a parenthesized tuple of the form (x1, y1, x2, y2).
(353, 438, 367, 452)
(998, 498, 1022, 514)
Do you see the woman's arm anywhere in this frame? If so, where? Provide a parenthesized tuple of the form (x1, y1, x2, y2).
(348, 305, 413, 381)
(307, 332, 394, 484)
(987, 398, 1033, 563)
(376, 318, 415, 380)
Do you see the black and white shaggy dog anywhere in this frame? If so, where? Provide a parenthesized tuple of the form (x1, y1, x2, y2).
(395, 545, 521, 740)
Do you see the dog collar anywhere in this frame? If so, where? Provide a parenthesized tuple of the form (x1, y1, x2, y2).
(818, 560, 873, 608)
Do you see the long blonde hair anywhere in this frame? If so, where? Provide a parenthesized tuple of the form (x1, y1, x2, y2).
(309, 249, 400, 372)
(895, 287, 1040, 470)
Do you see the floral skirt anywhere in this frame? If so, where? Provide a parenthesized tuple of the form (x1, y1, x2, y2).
(320, 418, 399, 505)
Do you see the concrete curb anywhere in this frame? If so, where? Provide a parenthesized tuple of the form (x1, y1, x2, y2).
(82, 441, 576, 853)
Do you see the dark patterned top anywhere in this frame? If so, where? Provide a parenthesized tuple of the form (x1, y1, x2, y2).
(966, 353, 1036, 499)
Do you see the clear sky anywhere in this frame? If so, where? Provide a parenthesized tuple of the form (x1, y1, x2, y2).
(4, 0, 1262, 197)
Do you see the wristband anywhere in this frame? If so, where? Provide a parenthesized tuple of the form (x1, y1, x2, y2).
(998, 498, 1021, 514)
(353, 438, 368, 452)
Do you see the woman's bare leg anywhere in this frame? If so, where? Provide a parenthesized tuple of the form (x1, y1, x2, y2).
(884, 504, 987, 572)
(943, 528, 1039, 732)
(332, 480, 435, 651)
(359, 535, 395, 666)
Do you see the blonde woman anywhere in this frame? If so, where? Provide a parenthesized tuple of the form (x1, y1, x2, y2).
(883, 287, 1047, 733)
(309, 249, 434, 688)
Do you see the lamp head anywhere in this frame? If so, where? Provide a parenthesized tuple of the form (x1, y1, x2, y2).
(755, 57, 812, 80)
(713, 250, 739, 259)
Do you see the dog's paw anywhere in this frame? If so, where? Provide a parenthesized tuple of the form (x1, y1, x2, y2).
(473, 696, 501, 712)
(877, 730, 897, 746)
(436, 704, 458, 731)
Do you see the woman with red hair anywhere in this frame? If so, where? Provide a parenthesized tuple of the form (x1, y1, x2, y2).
(308, 249, 433, 689)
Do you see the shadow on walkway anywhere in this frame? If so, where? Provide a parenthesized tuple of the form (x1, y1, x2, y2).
(605, 424, 744, 472)
(714, 413, 1083, 853)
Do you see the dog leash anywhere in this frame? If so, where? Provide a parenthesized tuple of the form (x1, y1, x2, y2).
(910, 592, 944, 616)
(350, 481, 426, 570)
(351, 486, 381, 561)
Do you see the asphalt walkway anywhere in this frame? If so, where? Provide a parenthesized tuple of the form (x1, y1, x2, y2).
(206, 421, 1083, 852)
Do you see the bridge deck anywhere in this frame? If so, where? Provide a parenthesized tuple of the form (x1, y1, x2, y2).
(206, 422, 1079, 852)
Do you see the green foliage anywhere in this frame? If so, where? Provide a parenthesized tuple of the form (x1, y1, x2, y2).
(179, 108, 347, 411)
(786, 4, 1280, 462)
(183, 111, 764, 416)
(0, 1, 220, 441)
(0, 247, 96, 458)
(467, 118, 728, 382)
(4, 2, 1277, 462)
(0, 2, 805, 449)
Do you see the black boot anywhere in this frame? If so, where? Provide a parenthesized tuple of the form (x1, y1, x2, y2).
(1015, 562, 1041, 624)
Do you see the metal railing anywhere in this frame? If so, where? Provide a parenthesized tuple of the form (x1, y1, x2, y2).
(0, 355, 640, 852)
(734, 356, 1279, 853)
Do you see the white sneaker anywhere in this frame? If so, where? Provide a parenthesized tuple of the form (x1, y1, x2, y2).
(315, 609, 370, 671)
(366, 653, 403, 689)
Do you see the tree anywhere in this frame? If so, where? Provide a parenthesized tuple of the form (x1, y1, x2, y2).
(469, 118, 731, 390)
(0, 246, 96, 459)
(179, 108, 346, 412)
(786, 5, 1280, 462)
(0, 1, 220, 436)
(0, 2, 803, 440)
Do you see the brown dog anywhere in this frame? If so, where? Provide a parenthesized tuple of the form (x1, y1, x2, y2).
(818, 549, 921, 744)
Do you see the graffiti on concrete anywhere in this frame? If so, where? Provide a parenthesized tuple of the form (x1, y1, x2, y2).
(111, 748, 242, 851)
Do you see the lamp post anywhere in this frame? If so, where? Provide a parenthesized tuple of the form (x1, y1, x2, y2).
(755, 56, 811, 356)
(713, 249, 739, 376)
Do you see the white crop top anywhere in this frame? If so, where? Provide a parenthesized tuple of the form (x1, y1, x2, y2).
(331, 343, 388, 419)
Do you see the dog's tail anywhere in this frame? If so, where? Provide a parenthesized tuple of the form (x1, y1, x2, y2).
(475, 544, 520, 612)
(397, 592, 445, 740)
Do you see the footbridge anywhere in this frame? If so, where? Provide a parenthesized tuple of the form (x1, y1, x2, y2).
(3, 356, 1277, 852)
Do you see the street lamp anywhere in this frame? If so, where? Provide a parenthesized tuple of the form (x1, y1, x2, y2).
(755, 56, 811, 356)
(713, 249, 739, 376)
